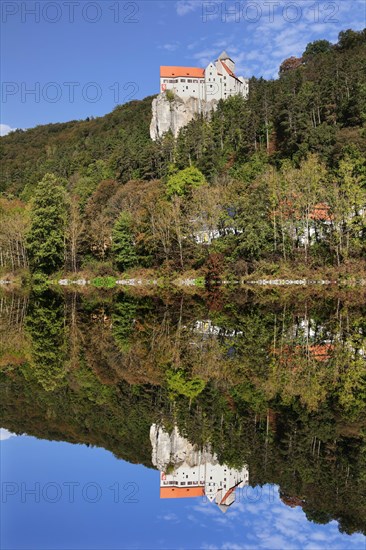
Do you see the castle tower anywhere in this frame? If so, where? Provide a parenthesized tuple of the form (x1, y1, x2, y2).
(217, 51, 235, 73)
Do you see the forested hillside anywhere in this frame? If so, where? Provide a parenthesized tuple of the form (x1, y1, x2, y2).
(1, 29, 365, 278)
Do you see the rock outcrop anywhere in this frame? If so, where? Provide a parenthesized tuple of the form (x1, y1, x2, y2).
(150, 423, 217, 471)
(150, 93, 218, 141)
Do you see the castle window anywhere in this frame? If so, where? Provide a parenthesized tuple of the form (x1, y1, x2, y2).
(187, 79, 192, 83)
(180, 79, 186, 82)
(186, 86, 188, 89)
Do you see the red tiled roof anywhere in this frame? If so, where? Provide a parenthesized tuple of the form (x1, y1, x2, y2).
(221, 61, 241, 82)
(160, 66, 205, 78)
(274, 199, 333, 222)
(309, 203, 333, 221)
(221, 60, 235, 77)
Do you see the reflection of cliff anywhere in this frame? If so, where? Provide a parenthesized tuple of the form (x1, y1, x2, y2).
(150, 424, 248, 512)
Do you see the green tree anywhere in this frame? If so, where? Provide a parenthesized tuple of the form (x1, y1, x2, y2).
(303, 40, 332, 60)
(166, 166, 206, 198)
(25, 291, 67, 392)
(26, 173, 67, 274)
(111, 211, 137, 271)
(166, 369, 206, 401)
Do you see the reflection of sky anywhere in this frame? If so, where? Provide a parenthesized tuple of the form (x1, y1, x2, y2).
(1, 435, 365, 550)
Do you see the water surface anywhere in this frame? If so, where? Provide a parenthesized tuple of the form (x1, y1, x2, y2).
(1, 289, 365, 549)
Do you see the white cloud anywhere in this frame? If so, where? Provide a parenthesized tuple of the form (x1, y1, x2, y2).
(0, 124, 17, 136)
(158, 513, 180, 522)
(176, 1, 200, 16)
(161, 42, 180, 52)
(190, 47, 220, 67)
(0, 428, 17, 441)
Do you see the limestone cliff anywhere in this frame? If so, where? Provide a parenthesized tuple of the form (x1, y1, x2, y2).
(150, 93, 218, 141)
(150, 423, 217, 471)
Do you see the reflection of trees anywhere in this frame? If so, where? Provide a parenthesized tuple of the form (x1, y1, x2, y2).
(0, 292, 29, 368)
(26, 291, 67, 391)
(0, 291, 365, 534)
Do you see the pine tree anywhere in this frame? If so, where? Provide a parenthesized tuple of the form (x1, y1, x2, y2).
(112, 212, 137, 271)
(26, 173, 67, 274)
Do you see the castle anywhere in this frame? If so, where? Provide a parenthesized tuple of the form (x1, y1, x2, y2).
(160, 51, 249, 101)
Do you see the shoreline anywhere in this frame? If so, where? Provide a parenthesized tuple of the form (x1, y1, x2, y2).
(2, 274, 366, 290)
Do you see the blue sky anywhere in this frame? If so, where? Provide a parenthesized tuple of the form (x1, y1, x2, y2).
(1, 434, 365, 549)
(0, 0, 365, 133)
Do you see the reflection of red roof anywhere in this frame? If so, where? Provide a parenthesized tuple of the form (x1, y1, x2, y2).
(272, 343, 333, 364)
(310, 344, 333, 361)
(160, 66, 205, 78)
(220, 486, 236, 504)
(160, 486, 204, 498)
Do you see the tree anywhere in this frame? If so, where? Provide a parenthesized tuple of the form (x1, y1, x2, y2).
(26, 173, 67, 274)
(279, 56, 303, 75)
(166, 166, 206, 198)
(328, 152, 366, 263)
(111, 212, 137, 271)
(303, 40, 332, 60)
(337, 29, 366, 51)
(66, 196, 84, 273)
(166, 369, 206, 401)
(0, 198, 29, 271)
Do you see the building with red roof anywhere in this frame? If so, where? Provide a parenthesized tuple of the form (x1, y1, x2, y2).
(159, 51, 249, 101)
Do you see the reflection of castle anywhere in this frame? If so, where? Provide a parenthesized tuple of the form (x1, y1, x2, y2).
(160, 462, 248, 513)
(150, 424, 248, 513)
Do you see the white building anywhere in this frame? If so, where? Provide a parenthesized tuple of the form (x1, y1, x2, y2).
(160, 51, 249, 101)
